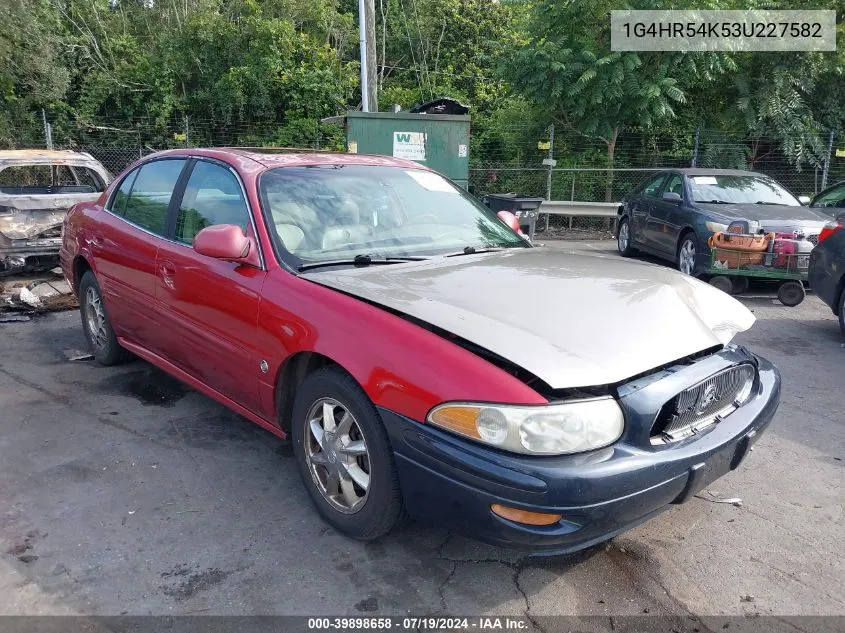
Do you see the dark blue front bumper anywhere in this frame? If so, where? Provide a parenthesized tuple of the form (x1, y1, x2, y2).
(379, 349, 781, 554)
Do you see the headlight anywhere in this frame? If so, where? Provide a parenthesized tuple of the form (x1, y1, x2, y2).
(705, 221, 729, 233)
(427, 398, 624, 455)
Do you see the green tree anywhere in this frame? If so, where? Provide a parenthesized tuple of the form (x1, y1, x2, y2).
(0, 0, 70, 146)
(503, 0, 732, 198)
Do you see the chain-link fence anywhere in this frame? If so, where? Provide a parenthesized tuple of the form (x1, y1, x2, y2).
(10, 114, 843, 238)
(468, 125, 842, 237)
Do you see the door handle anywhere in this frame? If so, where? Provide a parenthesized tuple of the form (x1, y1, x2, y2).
(160, 260, 176, 290)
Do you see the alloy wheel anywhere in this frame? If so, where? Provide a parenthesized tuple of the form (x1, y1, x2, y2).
(304, 398, 371, 514)
(618, 221, 630, 253)
(85, 286, 108, 349)
(678, 238, 696, 275)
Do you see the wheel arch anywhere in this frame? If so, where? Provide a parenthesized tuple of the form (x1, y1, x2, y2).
(675, 226, 699, 253)
(72, 255, 93, 296)
(274, 351, 356, 436)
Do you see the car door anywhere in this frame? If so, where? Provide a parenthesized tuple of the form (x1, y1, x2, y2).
(647, 172, 686, 255)
(154, 158, 266, 414)
(91, 158, 188, 351)
(629, 173, 667, 250)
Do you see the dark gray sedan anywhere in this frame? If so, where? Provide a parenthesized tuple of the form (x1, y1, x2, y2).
(615, 168, 831, 275)
(808, 181, 845, 335)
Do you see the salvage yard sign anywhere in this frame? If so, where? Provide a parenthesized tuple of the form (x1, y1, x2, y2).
(393, 132, 426, 161)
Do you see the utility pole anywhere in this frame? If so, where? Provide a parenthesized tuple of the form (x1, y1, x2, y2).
(41, 109, 53, 149)
(358, 0, 377, 111)
(821, 130, 834, 191)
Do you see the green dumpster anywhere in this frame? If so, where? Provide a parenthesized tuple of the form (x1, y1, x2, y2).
(345, 111, 471, 189)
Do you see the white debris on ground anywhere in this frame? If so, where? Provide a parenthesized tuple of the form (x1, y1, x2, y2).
(0, 269, 77, 319)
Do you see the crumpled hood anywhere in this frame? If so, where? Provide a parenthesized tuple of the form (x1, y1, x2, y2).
(303, 248, 756, 389)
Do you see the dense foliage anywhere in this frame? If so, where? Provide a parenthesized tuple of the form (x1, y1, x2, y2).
(1, 0, 842, 178)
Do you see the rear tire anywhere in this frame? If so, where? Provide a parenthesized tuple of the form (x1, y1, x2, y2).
(616, 217, 636, 257)
(79, 271, 129, 366)
(291, 366, 403, 540)
(777, 280, 805, 307)
(838, 287, 844, 336)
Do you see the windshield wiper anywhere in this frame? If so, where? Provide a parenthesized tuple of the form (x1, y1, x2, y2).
(694, 199, 730, 204)
(297, 254, 426, 272)
(754, 201, 784, 205)
(445, 246, 505, 257)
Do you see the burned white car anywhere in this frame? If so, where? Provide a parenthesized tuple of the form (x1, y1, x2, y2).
(0, 150, 111, 274)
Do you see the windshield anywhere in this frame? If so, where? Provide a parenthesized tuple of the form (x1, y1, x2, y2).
(689, 174, 799, 206)
(0, 164, 106, 195)
(258, 165, 527, 264)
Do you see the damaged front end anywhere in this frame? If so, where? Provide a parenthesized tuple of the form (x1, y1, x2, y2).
(0, 150, 111, 275)
(0, 200, 70, 275)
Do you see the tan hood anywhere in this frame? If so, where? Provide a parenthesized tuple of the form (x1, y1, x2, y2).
(303, 248, 756, 389)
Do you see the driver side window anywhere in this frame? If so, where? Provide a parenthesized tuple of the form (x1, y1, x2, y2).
(642, 174, 667, 197)
(664, 174, 684, 198)
(175, 161, 250, 245)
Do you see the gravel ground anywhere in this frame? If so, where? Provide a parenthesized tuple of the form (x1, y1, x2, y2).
(0, 241, 842, 624)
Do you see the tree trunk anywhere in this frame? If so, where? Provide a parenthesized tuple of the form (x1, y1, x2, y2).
(604, 127, 618, 202)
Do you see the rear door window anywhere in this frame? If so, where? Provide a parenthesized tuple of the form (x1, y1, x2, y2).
(122, 160, 187, 236)
(174, 161, 250, 245)
(110, 168, 139, 217)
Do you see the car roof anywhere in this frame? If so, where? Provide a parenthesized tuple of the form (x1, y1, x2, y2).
(0, 149, 100, 165)
(667, 168, 771, 178)
(143, 148, 431, 171)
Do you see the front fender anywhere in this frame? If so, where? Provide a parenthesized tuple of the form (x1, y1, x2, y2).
(255, 271, 548, 425)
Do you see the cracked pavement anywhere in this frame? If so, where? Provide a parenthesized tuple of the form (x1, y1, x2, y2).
(0, 241, 843, 619)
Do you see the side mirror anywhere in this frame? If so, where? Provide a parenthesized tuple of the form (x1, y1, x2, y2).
(497, 210, 522, 234)
(798, 195, 811, 205)
(662, 191, 682, 203)
(194, 224, 251, 261)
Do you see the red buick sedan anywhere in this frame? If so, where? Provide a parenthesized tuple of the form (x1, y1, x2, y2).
(61, 149, 779, 553)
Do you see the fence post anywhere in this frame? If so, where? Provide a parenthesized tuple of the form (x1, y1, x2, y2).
(544, 123, 555, 232)
(821, 130, 834, 191)
(41, 109, 53, 149)
(691, 127, 700, 167)
(184, 116, 190, 148)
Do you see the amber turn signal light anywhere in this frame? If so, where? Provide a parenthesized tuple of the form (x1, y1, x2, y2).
(490, 504, 562, 526)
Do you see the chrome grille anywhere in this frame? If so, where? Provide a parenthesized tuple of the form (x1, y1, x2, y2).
(653, 364, 756, 441)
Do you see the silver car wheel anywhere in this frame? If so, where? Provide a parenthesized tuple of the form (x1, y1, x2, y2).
(304, 398, 371, 514)
(678, 238, 696, 275)
(84, 286, 108, 349)
(618, 221, 630, 253)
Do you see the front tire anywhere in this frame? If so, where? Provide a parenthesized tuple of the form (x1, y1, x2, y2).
(291, 367, 403, 540)
(79, 271, 129, 366)
(838, 287, 844, 336)
(616, 217, 636, 257)
(677, 233, 699, 276)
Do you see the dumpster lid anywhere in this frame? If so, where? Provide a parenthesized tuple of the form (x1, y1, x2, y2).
(409, 98, 469, 115)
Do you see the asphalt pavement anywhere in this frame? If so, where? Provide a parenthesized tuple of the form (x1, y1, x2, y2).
(0, 241, 842, 621)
